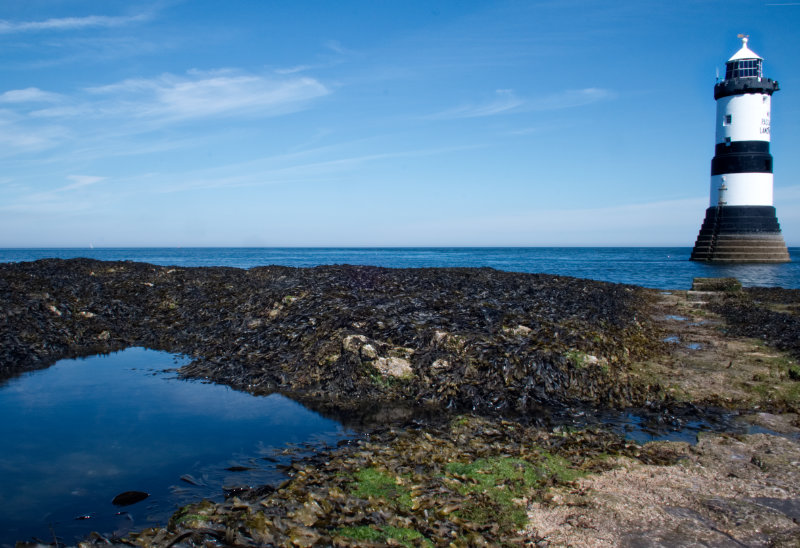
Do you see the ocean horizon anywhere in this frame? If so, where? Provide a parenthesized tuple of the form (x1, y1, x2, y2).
(2, 247, 798, 290)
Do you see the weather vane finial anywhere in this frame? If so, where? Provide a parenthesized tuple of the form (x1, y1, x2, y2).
(737, 33, 750, 46)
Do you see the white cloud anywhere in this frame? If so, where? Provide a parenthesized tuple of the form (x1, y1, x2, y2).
(506, 126, 544, 136)
(530, 88, 614, 111)
(0, 88, 63, 103)
(274, 65, 315, 75)
(0, 70, 330, 160)
(29, 105, 93, 118)
(61, 175, 106, 191)
(153, 143, 486, 193)
(429, 89, 524, 119)
(324, 40, 354, 55)
(0, 13, 151, 34)
(0, 175, 108, 214)
(151, 75, 327, 119)
(429, 87, 614, 120)
(0, 111, 70, 153)
(31, 70, 330, 123)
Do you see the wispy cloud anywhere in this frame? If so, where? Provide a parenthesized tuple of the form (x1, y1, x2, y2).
(1, 175, 109, 215)
(30, 70, 330, 123)
(274, 65, 315, 75)
(0, 13, 151, 34)
(0, 88, 64, 103)
(0, 111, 70, 154)
(324, 40, 355, 55)
(505, 126, 544, 136)
(530, 88, 614, 111)
(60, 175, 106, 192)
(429, 89, 523, 119)
(428, 87, 614, 120)
(0, 70, 330, 159)
(156, 143, 486, 193)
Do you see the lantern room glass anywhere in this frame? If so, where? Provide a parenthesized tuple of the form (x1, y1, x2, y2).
(725, 58, 763, 79)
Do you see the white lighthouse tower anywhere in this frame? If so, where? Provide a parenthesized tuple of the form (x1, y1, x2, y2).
(690, 36, 790, 263)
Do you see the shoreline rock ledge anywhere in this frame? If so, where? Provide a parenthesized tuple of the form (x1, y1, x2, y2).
(0, 258, 660, 412)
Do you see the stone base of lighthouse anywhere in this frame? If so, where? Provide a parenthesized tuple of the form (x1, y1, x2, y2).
(690, 205, 790, 263)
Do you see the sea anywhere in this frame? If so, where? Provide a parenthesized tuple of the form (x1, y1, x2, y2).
(1, 247, 799, 289)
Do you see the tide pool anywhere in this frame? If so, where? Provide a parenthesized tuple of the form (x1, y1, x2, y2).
(0, 348, 351, 546)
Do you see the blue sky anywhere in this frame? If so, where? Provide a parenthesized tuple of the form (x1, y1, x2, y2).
(1, 0, 798, 247)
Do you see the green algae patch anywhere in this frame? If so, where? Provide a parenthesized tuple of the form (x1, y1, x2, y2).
(335, 525, 433, 547)
(335, 525, 382, 542)
(350, 467, 412, 511)
(445, 452, 583, 532)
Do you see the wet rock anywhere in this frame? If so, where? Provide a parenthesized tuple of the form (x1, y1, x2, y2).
(342, 334, 368, 354)
(504, 324, 532, 337)
(359, 343, 378, 360)
(180, 474, 205, 486)
(373, 356, 412, 378)
(111, 490, 149, 506)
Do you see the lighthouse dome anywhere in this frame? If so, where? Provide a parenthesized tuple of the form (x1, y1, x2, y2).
(728, 37, 762, 61)
(725, 37, 762, 79)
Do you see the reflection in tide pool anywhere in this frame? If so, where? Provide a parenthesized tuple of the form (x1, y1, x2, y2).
(0, 348, 351, 546)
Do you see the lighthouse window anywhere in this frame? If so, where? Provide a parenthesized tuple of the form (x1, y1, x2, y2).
(724, 114, 732, 125)
(725, 59, 763, 79)
(725, 137, 731, 146)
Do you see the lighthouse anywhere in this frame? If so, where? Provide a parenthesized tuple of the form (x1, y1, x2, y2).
(690, 37, 790, 263)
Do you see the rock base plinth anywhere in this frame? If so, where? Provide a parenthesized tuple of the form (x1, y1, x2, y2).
(690, 206, 790, 263)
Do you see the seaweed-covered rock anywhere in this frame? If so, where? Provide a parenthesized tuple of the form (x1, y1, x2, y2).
(0, 259, 660, 411)
(709, 287, 800, 360)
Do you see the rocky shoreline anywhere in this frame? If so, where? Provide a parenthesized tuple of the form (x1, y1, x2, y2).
(3, 259, 800, 546)
(0, 258, 661, 412)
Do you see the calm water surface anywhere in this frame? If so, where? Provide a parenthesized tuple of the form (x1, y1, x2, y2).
(1, 247, 799, 289)
(0, 348, 773, 545)
(0, 348, 351, 546)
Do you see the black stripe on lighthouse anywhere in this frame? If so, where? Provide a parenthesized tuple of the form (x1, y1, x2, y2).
(714, 141, 770, 155)
(711, 140, 773, 175)
(714, 78, 779, 99)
